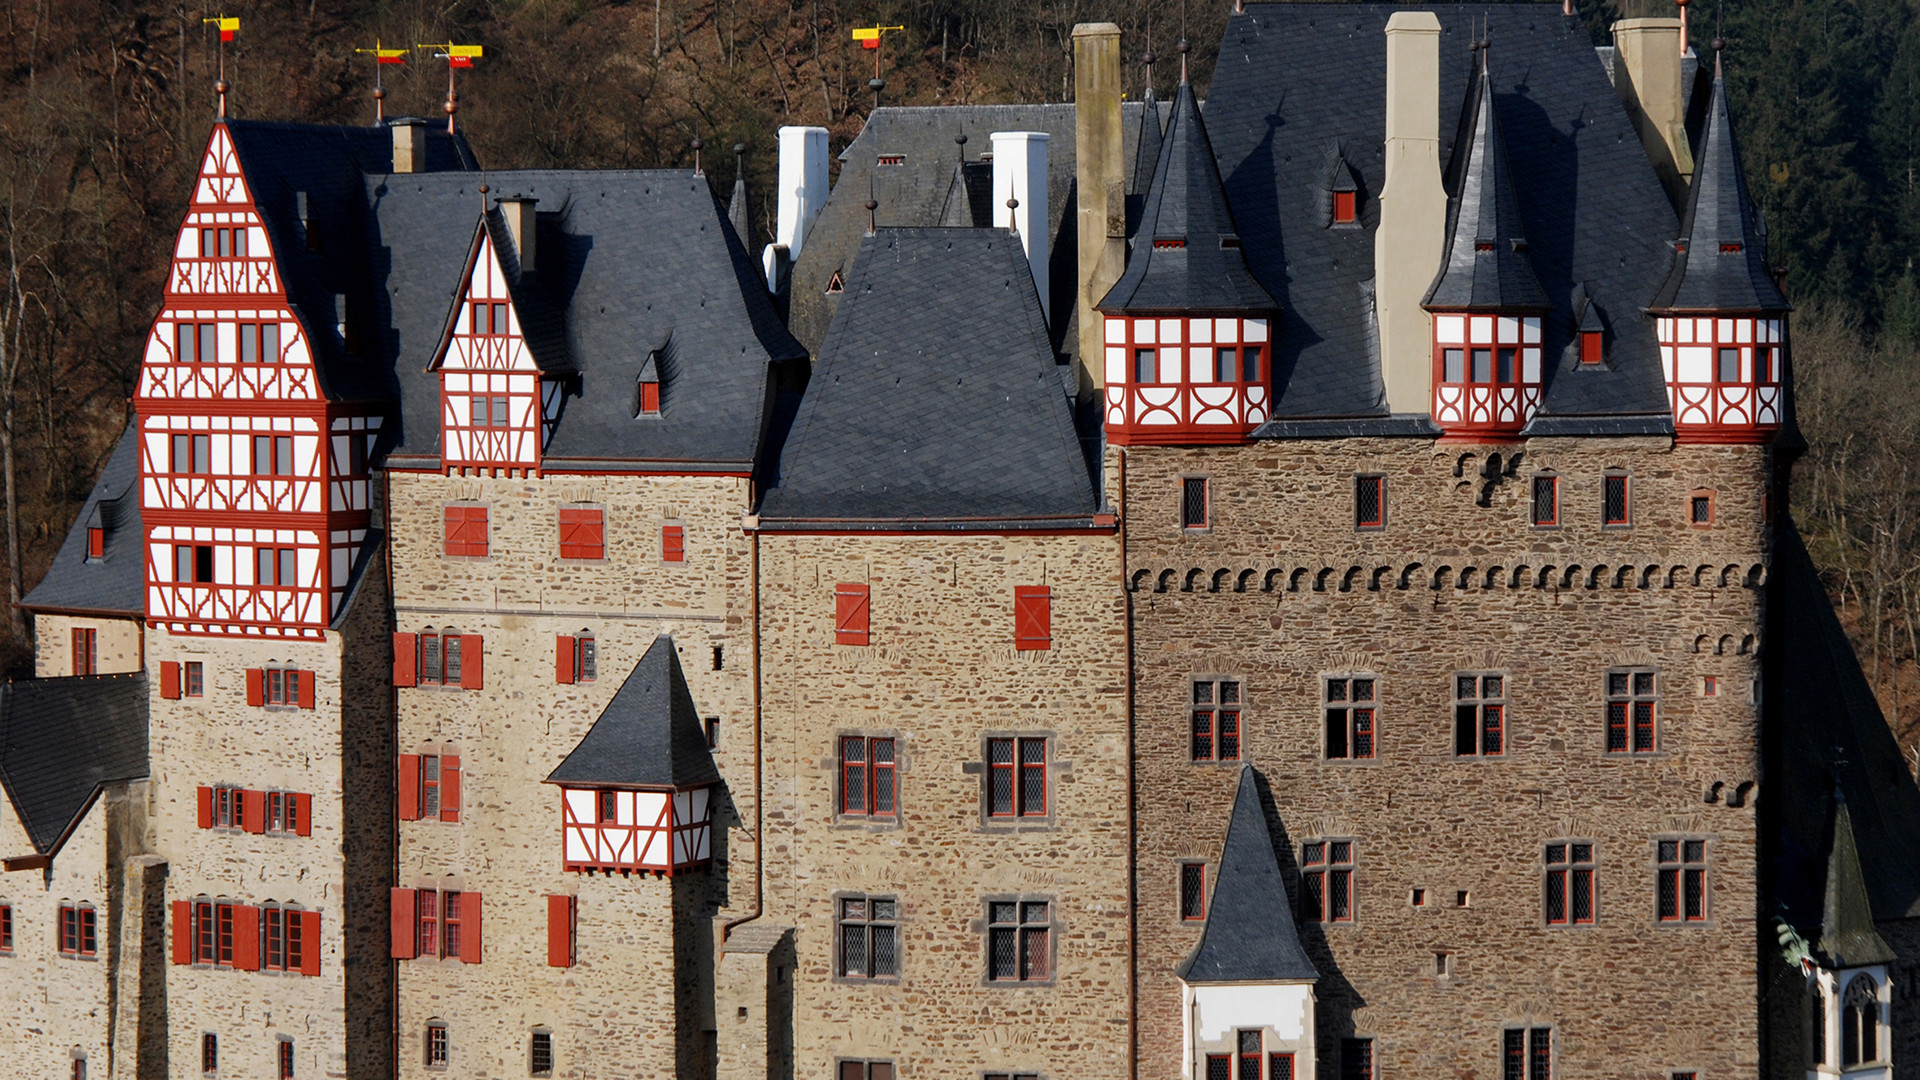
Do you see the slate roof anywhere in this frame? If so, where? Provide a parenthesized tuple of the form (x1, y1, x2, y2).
(1129, 84, 1166, 234)
(1815, 791, 1898, 968)
(1100, 79, 1275, 314)
(0, 673, 147, 855)
(1768, 521, 1920, 926)
(1209, 5, 1678, 424)
(22, 423, 143, 617)
(1422, 55, 1548, 311)
(367, 170, 806, 470)
(1650, 53, 1791, 313)
(1177, 766, 1318, 984)
(545, 636, 721, 790)
(756, 228, 1100, 530)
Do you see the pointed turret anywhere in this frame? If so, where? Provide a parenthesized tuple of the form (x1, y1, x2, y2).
(546, 636, 720, 791)
(1177, 766, 1318, 984)
(1131, 53, 1164, 200)
(1815, 790, 1897, 969)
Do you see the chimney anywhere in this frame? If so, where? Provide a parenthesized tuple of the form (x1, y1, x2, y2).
(991, 131, 1051, 323)
(498, 197, 537, 273)
(1374, 11, 1449, 416)
(391, 119, 426, 174)
(766, 126, 830, 291)
(1611, 18, 1694, 204)
(1073, 22, 1124, 393)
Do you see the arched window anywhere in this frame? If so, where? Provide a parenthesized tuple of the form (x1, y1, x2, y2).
(1842, 973, 1880, 1066)
(1809, 981, 1827, 1066)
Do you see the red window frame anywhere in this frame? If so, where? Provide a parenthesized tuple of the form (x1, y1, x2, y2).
(1355, 474, 1386, 529)
(71, 628, 97, 676)
(1014, 586, 1052, 650)
(417, 889, 439, 958)
(1180, 862, 1207, 921)
(253, 434, 295, 477)
(985, 899, 1051, 982)
(1657, 838, 1707, 922)
(1689, 489, 1715, 527)
(1605, 669, 1656, 754)
(1270, 1053, 1295, 1080)
(1332, 189, 1357, 224)
(1191, 679, 1242, 761)
(443, 505, 489, 558)
(1454, 673, 1505, 756)
(170, 432, 212, 474)
(1301, 840, 1354, 923)
(558, 507, 605, 560)
(1237, 1030, 1265, 1080)
(1531, 475, 1558, 526)
(57, 903, 97, 957)
(426, 1023, 449, 1067)
(1324, 676, 1376, 760)
(1544, 842, 1595, 926)
(279, 1039, 295, 1080)
(835, 583, 871, 646)
(838, 736, 896, 817)
(0, 902, 10, 952)
(185, 661, 204, 697)
(987, 736, 1048, 817)
(1207, 1056, 1231, 1080)
(1603, 473, 1631, 526)
(470, 300, 507, 336)
(662, 523, 685, 563)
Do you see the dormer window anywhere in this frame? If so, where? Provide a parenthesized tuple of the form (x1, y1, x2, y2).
(826, 270, 844, 294)
(1579, 331, 1603, 365)
(87, 527, 104, 560)
(1720, 243, 1743, 254)
(1333, 191, 1357, 224)
(1218, 236, 1242, 250)
(876, 154, 905, 167)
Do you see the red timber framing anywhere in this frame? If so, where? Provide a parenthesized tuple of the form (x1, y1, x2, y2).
(135, 125, 382, 638)
(1429, 312, 1545, 440)
(1100, 314, 1273, 445)
(558, 785, 712, 876)
(435, 226, 563, 477)
(1656, 314, 1785, 442)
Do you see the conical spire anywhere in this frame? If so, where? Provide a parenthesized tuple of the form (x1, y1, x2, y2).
(1423, 54, 1547, 311)
(1815, 789, 1897, 968)
(1132, 51, 1164, 197)
(1099, 75, 1273, 313)
(728, 143, 753, 246)
(1176, 766, 1318, 984)
(1651, 49, 1789, 312)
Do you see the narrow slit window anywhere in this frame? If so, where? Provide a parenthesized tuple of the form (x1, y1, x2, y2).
(1355, 475, 1385, 530)
(1531, 475, 1559, 526)
(1182, 478, 1209, 530)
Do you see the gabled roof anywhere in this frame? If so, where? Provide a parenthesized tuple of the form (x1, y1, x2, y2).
(1177, 766, 1318, 984)
(23, 423, 142, 617)
(1815, 791, 1898, 968)
(1650, 53, 1790, 313)
(545, 637, 721, 790)
(1423, 55, 1548, 312)
(755, 227, 1100, 530)
(0, 673, 147, 855)
(473, 208, 573, 374)
(1100, 80, 1274, 314)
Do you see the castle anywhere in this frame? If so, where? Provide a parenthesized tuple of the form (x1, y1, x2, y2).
(2, 5, 1916, 1080)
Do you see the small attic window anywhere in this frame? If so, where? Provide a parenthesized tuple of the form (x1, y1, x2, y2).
(87, 527, 104, 560)
(876, 154, 905, 167)
(1333, 190, 1357, 224)
(1153, 238, 1186, 250)
(826, 270, 845, 295)
(1720, 243, 1743, 255)
(1579, 331, 1603, 366)
(1474, 241, 1495, 252)
(1218, 236, 1242, 250)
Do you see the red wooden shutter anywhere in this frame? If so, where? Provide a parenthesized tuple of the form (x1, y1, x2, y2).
(389, 888, 418, 959)
(397, 755, 421, 821)
(197, 786, 214, 829)
(295, 793, 312, 836)
(243, 789, 266, 834)
(460, 636, 484, 689)
(547, 894, 574, 967)
(1333, 189, 1357, 223)
(442, 506, 461, 556)
(662, 524, 685, 563)
(297, 671, 316, 710)
(440, 757, 461, 823)
(583, 511, 605, 558)
(459, 892, 482, 963)
(87, 527, 104, 560)
(160, 661, 181, 700)
(556, 635, 575, 684)
(171, 901, 191, 965)
(1580, 330, 1603, 365)
(835, 584, 871, 646)
(232, 905, 259, 970)
(1015, 586, 1052, 651)
(245, 668, 264, 706)
(393, 633, 417, 687)
(298, 911, 321, 975)
(640, 382, 660, 414)
(558, 508, 604, 560)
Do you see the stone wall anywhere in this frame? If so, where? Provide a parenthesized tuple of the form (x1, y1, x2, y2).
(34, 613, 143, 677)
(1117, 436, 1771, 1080)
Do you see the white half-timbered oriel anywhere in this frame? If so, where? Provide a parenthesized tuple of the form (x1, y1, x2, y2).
(558, 786, 712, 875)
(1102, 315, 1272, 443)
(1659, 315, 1784, 439)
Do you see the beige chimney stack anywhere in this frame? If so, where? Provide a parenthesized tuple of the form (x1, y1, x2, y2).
(391, 120, 425, 174)
(1374, 11, 1448, 416)
(1073, 22, 1125, 393)
(498, 198, 537, 273)
(1611, 19, 1694, 204)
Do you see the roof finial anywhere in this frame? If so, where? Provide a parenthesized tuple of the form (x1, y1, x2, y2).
(1712, 3, 1725, 78)
(955, 131, 968, 162)
(1676, 0, 1691, 56)
(1006, 196, 1020, 236)
(865, 171, 878, 236)
(734, 142, 746, 176)
(1562, 0, 1574, 17)
(1178, 38, 1190, 85)
(1141, 48, 1157, 100)
(691, 136, 704, 177)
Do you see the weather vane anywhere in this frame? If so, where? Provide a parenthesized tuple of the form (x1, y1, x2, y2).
(354, 39, 409, 124)
(417, 42, 484, 134)
(202, 16, 240, 118)
(852, 25, 906, 110)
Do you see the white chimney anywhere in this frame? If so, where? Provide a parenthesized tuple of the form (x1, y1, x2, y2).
(991, 130, 1050, 323)
(765, 125, 830, 290)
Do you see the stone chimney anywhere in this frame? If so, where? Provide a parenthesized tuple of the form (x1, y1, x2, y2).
(991, 131, 1051, 323)
(1072, 23, 1124, 392)
(1374, 11, 1448, 415)
(391, 119, 426, 174)
(765, 126, 829, 292)
(1611, 18, 1694, 204)
(498, 197, 537, 273)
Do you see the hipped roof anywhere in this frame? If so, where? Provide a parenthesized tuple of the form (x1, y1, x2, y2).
(545, 636, 720, 790)
(0, 673, 148, 855)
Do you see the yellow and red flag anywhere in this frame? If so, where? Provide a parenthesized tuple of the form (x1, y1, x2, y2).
(204, 16, 239, 42)
(419, 43, 484, 68)
(852, 25, 903, 50)
(358, 44, 409, 66)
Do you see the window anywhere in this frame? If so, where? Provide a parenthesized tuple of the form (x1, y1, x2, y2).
(468, 396, 510, 427)
(443, 505, 489, 558)
(175, 543, 214, 584)
(637, 381, 661, 415)
(1689, 490, 1714, 526)
(398, 752, 461, 822)
(662, 523, 685, 563)
(1135, 348, 1158, 383)
(1355, 475, 1385, 530)
(1214, 347, 1263, 383)
(1756, 345, 1777, 382)
(1453, 674, 1505, 756)
(173, 322, 217, 365)
(835, 583, 871, 646)
(1270, 1054, 1295, 1080)
(1180, 863, 1206, 921)
(72, 1056, 85, 1080)
(71, 628, 96, 676)
(558, 507, 605, 560)
(986, 899, 1051, 982)
(193, 900, 216, 963)
(839, 736, 896, 817)
(425, 1022, 449, 1068)
(170, 433, 212, 475)
(1301, 840, 1354, 923)
(1656, 838, 1707, 922)
(1324, 676, 1376, 760)
(1238, 1030, 1265, 1080)
(1443, 347, 1464, 382)
(557, 632, 596, 684)
(595, 788, 617, 824)
(0, 902, 10, 952)
(185, 661, 204, 697)
(200, 226, 248, 258)
(261, 904, 307, 973)
(413, 629, 476, 688)
(1579, 330, 1602, 365)
(1191, 679, 1242, 761)
(836, 895, 898, 979)
(470, 300, 508, 336)
(1503, 1028, 1552, 1080)
(1333, 189, 1357, 224)
(1811, 982, 1829, 1066)
(1544, 842, 1595, 926)
(58, 902, 97, 957)
(202, 1032, 218, 1075)
(418, 890, 439, 957)
(262, 667, 304, 707)
(1603, 473, 1631, 526)
(1843, 974, 1881, 1066)
(253, 435, 295, 476)
(987, 736, 1047, 817)
(1182, 477, 1208, 530)
(442, 891, 466, 959)
(279, 1039, 295, 1079)
(1014, 586, 1051, 650)
(1531, 475, 1558, 526)
(266, 791, 303, 835)
(256, 546, 297, 587)
(530, 1030, 554, 1077)
(1340, 1038, 1373, 1080)
(238, 321, 279, 363)
(838, 1062, 894, 1080)
(1716, 347, 1740, 383)
(86, 527, 103, 559)
(1702, 676, 1719, 698)
(1606, 669, 1656, 754)
(422, 755, 444, 818)
(705, 717, 721, 748)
